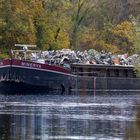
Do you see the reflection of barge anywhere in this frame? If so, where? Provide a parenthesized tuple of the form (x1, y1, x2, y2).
(0, 58, 140, 94)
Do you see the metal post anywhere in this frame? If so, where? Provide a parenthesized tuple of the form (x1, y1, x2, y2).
(94, 77, 96, 97)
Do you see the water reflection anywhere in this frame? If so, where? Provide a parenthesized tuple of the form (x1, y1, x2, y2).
(124, 102, 140, 140)
(0, 94, 140, 140)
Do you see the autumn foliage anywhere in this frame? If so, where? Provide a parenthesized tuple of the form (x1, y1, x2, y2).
(0, 0, 140, 55)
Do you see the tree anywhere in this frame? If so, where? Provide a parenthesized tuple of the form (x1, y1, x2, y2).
(70, 0, 95, 50)
(130, 16, 140, 53)
(0, 0, 140, 54)
(0, 0, 36, 52)
(42, 0, 71, 50)
(29, 0, 47, 50)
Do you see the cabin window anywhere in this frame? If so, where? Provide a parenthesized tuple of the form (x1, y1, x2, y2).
(107, 69, 110, 77)
(86, 68, 100, 76)
(119, 70, 124, 77)
(78, 68, 83, 75)
(92, 72, 98, 76)
(115, 69, 119, 77)
(73, 67, 76, 74)
(94, 68, 100, 76)
(88, 68, 92, 76)
(125, 69, 128, 77)
(109, 69, 118, 77)
(100, 69, 106, 77)
(128, 70, 135, 78)
(84, 68, 89, 76)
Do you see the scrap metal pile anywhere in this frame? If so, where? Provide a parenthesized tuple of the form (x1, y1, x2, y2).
(33, 49, 140, 66)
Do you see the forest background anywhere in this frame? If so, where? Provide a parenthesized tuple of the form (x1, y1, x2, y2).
(0, 0, 140, 58)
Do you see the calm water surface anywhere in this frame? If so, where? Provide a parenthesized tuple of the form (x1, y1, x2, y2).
(0, 92, 140, 140)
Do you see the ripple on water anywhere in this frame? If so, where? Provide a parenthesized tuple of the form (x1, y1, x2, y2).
(0, 93, 139, 140)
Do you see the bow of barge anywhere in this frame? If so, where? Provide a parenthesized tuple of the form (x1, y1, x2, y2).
(0, 59, 74, 94)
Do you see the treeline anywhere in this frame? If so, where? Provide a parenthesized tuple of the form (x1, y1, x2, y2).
(0, 0, 140, 55)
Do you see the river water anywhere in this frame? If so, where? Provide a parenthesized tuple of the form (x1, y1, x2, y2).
(0, 92, 140, 140)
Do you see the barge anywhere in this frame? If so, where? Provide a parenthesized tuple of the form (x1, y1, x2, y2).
(0, 44, 140, 94)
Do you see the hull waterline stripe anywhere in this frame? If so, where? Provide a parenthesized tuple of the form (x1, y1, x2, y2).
(0, 65, 11, 68)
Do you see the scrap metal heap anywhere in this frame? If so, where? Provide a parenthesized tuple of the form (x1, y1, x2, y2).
(30, 48, 140, 66)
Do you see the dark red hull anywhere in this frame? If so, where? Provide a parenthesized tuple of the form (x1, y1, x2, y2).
(0, 59, 75, 94)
